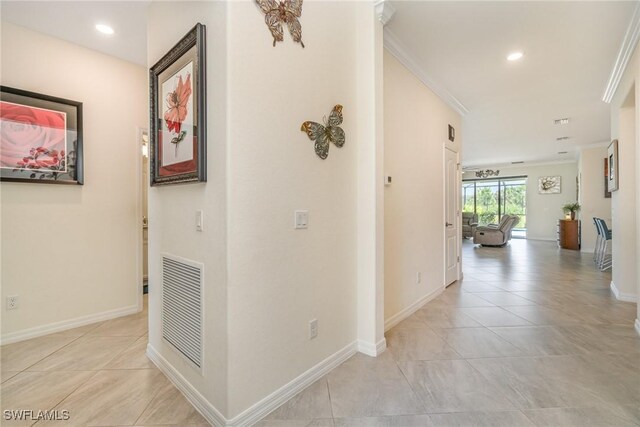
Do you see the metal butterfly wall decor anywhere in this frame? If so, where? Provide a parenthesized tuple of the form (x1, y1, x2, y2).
(255, 0, 305, 48)
(301, 105, 345, 160)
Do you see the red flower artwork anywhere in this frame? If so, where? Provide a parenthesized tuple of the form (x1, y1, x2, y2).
(163, 73, 192, 134)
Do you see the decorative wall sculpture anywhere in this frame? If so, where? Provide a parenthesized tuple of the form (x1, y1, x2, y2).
(0, 86, 83, 184)
(301, 105, 345, 160)
(475, 169, 500, 179)
(255, 0, 305, 48)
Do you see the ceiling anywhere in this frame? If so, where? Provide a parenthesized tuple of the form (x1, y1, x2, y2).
(386, 1, 636, 168)
(1, 1, 635, 167)
(1, 1, 149, 66)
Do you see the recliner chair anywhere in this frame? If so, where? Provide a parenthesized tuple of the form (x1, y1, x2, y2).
(462, 212, 478, 239)
(473, 215, 519, 247)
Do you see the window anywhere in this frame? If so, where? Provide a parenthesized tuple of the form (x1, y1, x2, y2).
(462, 177, 527, 236)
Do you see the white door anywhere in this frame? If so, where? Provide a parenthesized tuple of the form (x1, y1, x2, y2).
(445, 148, 459, 286)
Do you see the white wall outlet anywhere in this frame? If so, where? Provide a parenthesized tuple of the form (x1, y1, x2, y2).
(196, 210, 204, 232)
(416, 272, 422, 284)
(295, 210, 309, 229)
(309, 318, 318, 339)
(6, 296, 19, 310)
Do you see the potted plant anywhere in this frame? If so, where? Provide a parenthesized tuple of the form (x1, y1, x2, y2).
(562, 202, 581, 220)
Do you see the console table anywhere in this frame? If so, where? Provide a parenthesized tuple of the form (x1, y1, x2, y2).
(557, 219, 581, 250)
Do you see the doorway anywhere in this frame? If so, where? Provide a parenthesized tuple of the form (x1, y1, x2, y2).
(445, 148, 460, 286)
(140, 129, 149, 294)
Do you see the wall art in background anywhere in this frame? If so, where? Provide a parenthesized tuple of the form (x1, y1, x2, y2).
(538, 176, 561, 194)
(150, 23, 206, 186)
(301, 105, 345, 160)
(603, 157, 612, 198)
(255, 0, 305, 48)
(0, 86, 83, 184)
(607, 139, 619, 192)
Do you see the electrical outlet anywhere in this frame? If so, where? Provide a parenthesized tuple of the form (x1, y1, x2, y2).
(309, 319, 318, 340)
(6, 296, 19, 310)
(416, 272, 422, 284)
(295, 210, 309, 229)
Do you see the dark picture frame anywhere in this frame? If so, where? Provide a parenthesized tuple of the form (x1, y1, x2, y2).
(448, 124, 455, 142)
(607, 139, 619, 192)
(149, 23, 206, 186)
(604, 158, 611, 198)
(0, 86, 83, 185)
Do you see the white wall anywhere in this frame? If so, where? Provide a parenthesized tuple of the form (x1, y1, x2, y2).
(578, 145, 612, 253)
(146, 1, 229, 414)
(383, 50, 461, 325)
(1, 23, 147, 341)
(462, 162, 578, 241)
(609, 40, 640, 315)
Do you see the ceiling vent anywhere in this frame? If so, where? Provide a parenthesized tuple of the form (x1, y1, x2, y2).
(511, 161, 524, 164)
(554, 118, 570, 125)
(558, 151, 568, 154)
(556, 136, 570, 141)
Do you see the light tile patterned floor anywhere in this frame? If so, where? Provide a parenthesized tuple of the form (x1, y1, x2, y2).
(1, 296, 208, 427)
(259, 240, 640, 426)
(2, 240, 639, 426)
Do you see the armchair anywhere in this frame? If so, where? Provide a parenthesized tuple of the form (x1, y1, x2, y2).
(462, 212, 478, 239)
(473, 215, 519, 247)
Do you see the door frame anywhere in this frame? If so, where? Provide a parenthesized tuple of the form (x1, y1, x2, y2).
(444, 147, 462, 287)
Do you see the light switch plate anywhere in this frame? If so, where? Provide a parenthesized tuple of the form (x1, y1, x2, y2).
(295, 210, 309, 229)
(196, 210, 204, 231)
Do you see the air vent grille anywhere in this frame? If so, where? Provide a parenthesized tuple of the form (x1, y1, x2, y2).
(162, 255, 203, 368)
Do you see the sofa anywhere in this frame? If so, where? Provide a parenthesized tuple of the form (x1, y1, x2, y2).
(473, 215, 520, 247)
(462, 212, 478, 239)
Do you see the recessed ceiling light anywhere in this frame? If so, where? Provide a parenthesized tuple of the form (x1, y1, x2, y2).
(507, 51, 524, 61)
(554, 118, 570, 125)
(95, 24, 114, 35)
(556, 136, 570, 141)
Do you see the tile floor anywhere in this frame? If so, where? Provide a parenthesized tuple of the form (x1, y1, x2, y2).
(1, 296, 209, 427)
(1, 239, 638, 426)
(259, 240, 639, 427)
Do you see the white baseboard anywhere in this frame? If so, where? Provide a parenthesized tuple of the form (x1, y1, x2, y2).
(635, 319, 640, 337)
(148, 341, 358, 427)
(1, 304, 140, 345)
(610, 281, 637, 303)
(356, 338, 387, 357)
(384, 286, 443, 332)
(526, 236, 557, 242)
(147, 344, 225, 426)
(580, 247, 595, 254)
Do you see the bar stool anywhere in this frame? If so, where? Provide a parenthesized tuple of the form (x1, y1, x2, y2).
(592, 217, 601, 265)
(595, 218, 612, 271)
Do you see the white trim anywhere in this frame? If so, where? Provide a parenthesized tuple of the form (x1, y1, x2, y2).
(610, 281, 637, 303)
(228, 341, 357, 426)
(463, 159, 578, 171)
(148, 341, 358, 427)
(526, 236, 557, 242)
(603, 2, 640, 103)
(384, 286, 443, 332)
(374, 0, 396, 26)
(383, 29, 468, 116)
(147, 344, 225, 427)
(635, 319, 640, 337)
(356, 338, 387, 357)
(1, 304, 140, 345)
(580, 246, 595, 254)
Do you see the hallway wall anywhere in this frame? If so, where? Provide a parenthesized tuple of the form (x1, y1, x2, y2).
(0, 23, 147, 342)
(578, 145, 612, 253)
(383, 50, 462, 328)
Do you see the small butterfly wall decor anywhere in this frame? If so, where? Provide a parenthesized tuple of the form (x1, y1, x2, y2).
(301, 105, 345, 160)
(255, 0, 305, 48)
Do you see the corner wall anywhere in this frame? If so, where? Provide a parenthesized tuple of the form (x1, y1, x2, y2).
(1, 23, 147, 342)
(383, 50, 462, 327)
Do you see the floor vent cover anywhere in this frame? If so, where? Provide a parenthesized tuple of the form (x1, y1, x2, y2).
(162, 254, 202, 368)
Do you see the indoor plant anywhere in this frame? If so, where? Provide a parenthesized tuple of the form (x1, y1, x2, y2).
(562, 202, 581, 220)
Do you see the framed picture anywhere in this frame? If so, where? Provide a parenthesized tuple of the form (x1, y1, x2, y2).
(538, 176, 561, 194)
(448, 124, 455, 142)
(150, 23, 206, 186)
(0, 86, 83, 184)
(607, 139, 619, 192)
(604, 158, 611, 198)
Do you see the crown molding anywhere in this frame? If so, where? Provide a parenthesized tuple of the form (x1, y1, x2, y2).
(375, 0, 396, 26)
(603, 1, 640, 103)
(463, 159, 578, 171)
(383, 28, 469, 116)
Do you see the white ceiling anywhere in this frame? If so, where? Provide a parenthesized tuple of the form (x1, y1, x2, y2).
(386, 1, 636, 168)
(1, 1, 149, 66)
